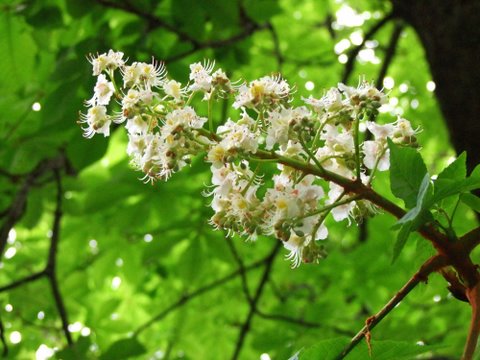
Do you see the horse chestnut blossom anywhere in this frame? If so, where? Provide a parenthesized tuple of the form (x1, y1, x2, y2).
(79, 50, 419, 267)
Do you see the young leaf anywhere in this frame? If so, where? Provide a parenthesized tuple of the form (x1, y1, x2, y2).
(392, 174, 433, 263)
(388, 139, 428, 208)
(297, 338, 439, 360)
(437, 152, 466, 181)
(460, 193, 480, 212)
(392, 221, 413, 263)
(100, 338, 147, 360)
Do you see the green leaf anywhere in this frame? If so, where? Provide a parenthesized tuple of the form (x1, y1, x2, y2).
(295, 338, 347, 359)
(100, 338, 147, 360)
(392, 174, 433, 262)
(26, 6, 64, 29)
(244, 0, 282, 22)
(297, 338, 437, 360)
(395, 173, 432, 227)
(460, 193, 480, 212)
(433, 172, 480, 203)
(388, 139, 427, 208)
(392, 221, 413, 263)
(55, 336, 91, 360)
(437, 152, 466, 181)
(66, 134, 109, 172)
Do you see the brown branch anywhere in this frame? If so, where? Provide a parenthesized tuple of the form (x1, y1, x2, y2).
(165, 23, 266, 63)
(461, 226, 480, 254)
(133, 252, 274, 336)
(0, 169, 22, 183)
(462, 283, 480, 359)
(0, 155, 65, 259)
(255, 310, 354, 336)
(267, 22, 284, 72)
(0, 270, 45, 293)
(341, 12, 395, 84)
(94, 0, 198, 45)
(334, 254, 447, 359)
(231, 242, 281, 360)
(375, 21, 404, 89)
(225, 236, 252, 303)
(44, 169, 72, 346)
(0, 165, 72, 347)
(0, 314, 7, 357)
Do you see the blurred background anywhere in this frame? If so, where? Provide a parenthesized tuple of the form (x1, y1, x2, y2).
(0, 0, 479, 359)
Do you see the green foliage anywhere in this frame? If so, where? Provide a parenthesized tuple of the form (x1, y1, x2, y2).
(298, 338, 438, 360)
(0, 0, 478, 359)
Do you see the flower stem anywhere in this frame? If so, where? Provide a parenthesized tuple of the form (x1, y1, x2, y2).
(208, 91, 215, 133)
(353, 112, 362, 180)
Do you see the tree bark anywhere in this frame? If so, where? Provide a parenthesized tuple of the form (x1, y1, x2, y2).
(391, 0, 480, 173)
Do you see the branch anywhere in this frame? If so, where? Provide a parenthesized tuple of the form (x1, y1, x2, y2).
(44, 169, 72, 346)
(0, 155, 65, 259)
(0, 270, 45, 293)
(0, 314, 7, 357)
(341, 12, 395, 84)
(334, 254, 447, 359)
(462, 283, 480, 359)
(231, 242, 281, 360)
(374, 21, 404, 89)
(94, 0, 198, 45)
(461, 226, 480, 254)
(133, 251, 274, 336)
(267, 22, 284, 72)
(165, 23, 266, 63)
(251, 148, 480, 287)
(358, 21, 404, 243)
(225, 236, 252, 303)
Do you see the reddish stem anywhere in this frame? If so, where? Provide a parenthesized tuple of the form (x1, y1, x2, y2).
(463, 283, 480, 359)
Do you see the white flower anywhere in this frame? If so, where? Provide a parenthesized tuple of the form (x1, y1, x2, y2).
(207, 144, 229, 168)
(363, 140, 390, 171)
(164, 80, 184, 101)
(233, 75, 290, 109)
(88, 50, 125, 76)
(303, 87, 343, 112)
(122, 60, 165, 89)
(217, 119, 258, 154)
(284, 234, 307, 268)
(265, 108, 293, 150)
(87, 74, 115, 106)
(328, 183, 355, 222)
(125, 116, 149, 135)
(189, 61, 215, 92)
(164, 106, 207, 130)
(366, 121, 395, 140)
(79, 105, 111, 138)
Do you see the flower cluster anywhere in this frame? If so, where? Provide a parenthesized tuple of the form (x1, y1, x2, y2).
(80, 50, 419, 267)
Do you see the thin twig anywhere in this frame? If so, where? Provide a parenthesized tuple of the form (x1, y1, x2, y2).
(334, 254, 447, 359)
(0, 314, 7, 357)
(0, 271, 45, 293)
(225, 236, 252, 303)
(231, 242, 281, 360)
(342, 12, 395, 84)
(267, 22, 284, 72)
(0, 155, 65, 259)
(133, 252, 275, 336)
(95, 0, 198, 45)
(165, 23, 266, 63)
(255, 309, 355, 337)
(374, 22, 404, 89)
(44, 169, 72, 346)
